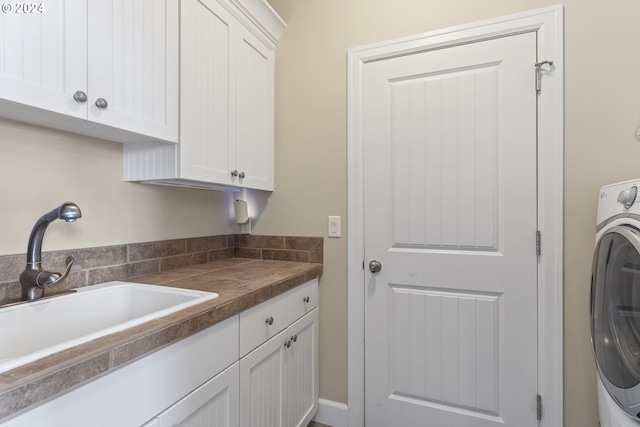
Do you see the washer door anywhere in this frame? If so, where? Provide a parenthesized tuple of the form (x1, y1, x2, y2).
(592, 225, 640, 417)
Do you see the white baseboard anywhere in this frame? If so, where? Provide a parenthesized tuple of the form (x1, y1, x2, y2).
(313, 398, 348, 427)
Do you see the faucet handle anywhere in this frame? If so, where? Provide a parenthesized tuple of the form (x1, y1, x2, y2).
(56, 256, 75, 283)
(36, 256, 75, 287)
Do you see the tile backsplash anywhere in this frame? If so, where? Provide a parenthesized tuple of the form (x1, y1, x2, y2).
(0, 235, 323, 304)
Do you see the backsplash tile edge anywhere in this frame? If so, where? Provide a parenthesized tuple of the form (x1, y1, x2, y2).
(0, 234, 323, 304)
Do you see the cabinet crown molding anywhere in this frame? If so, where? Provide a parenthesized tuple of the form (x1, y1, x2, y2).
(228, 0, 286, 46)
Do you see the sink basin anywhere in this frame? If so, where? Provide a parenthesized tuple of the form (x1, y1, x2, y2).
(0, 281, 218, 374)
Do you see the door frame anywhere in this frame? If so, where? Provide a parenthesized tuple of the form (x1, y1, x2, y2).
(347, 5, 564, 427)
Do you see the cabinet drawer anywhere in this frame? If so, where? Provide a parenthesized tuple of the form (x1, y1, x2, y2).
(240, 292, 288, 357)
(287, 278, 318, 324)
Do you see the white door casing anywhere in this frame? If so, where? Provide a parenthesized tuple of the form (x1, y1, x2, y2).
(348, 5, 563, 427)
(364, 31, 537, 426)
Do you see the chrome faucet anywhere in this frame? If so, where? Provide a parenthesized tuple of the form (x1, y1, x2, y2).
(19, 202, 82, 301)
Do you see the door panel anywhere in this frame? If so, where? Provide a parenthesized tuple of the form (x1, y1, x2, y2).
(364, 32, 538, 426)
(391, 65, 499, 250)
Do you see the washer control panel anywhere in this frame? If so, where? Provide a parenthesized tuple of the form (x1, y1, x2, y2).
(597, 179, 640, 225)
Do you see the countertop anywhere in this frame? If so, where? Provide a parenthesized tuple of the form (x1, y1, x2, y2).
(0, 258, 322, 422)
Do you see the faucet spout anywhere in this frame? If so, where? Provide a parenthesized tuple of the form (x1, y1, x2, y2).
(20, 202, 82, 301)
(25, 202, 82, 266)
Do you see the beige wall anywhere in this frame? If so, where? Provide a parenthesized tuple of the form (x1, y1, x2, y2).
(2, 2, 640, 426)
(0, 118, 236, 256)
(263, 1, 640, 426)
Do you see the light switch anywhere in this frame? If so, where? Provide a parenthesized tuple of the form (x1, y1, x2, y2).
(328, 216, 341, 238)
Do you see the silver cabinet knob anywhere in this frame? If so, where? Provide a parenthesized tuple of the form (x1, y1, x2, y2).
(265, 316, 274, 325)
(95, 98, 108, 109)
(231, 170, 238, 177)
(239, 172, 245, 179)
(73, 91, 87, 103)
(369, 260, 382, 273)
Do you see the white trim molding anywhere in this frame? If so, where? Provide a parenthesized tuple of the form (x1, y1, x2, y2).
(347, 5, 564, 426)
(313, 398, 349, 427)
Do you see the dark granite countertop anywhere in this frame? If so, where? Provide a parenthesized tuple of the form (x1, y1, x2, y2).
(0, 258, 322, 422)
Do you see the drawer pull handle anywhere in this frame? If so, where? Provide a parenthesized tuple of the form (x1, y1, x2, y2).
(265, 316, 274, 325)
(284, 339, 291, 348)
(303, 296, 310, 303)
(291, 334, 298, 343)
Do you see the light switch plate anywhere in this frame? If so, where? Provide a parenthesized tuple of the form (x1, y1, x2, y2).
(328, 216, 341, 238)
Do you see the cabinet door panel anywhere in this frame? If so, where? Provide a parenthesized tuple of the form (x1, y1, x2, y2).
(88, 0, 178, 142)
(0, 0, 87, 118)
(287, 310, 319, 427)
(180, 0, 234, 183)
(234, 26, 274, 190)
(157, 363, 239, 427)
(240, 329, 287, 427)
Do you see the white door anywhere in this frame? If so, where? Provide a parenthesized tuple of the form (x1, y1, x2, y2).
(364, 32, 538, 426)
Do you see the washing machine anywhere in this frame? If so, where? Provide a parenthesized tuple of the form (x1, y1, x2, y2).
(592, 178, 640, 426)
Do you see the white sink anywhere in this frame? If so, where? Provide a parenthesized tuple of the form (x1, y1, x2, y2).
(0, 281, 218, 374)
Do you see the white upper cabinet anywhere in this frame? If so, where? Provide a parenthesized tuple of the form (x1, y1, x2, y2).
(86, 0, 179, 142)
(234, 25, 274, 190)
(123, 0, 283, 191)
(0, 0, 87, 119)
(179, 0, 234, 185)
(0, 0, 179, 144)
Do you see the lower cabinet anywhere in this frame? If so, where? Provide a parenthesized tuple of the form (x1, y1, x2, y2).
(143, 362, 239, 427)
(239, 280, 319, 427)
(0, 279, 318, 427)
(1, 316, 240, 427)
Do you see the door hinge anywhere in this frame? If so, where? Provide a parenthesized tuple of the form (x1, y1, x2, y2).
(536, 230, 541, 256)
(537, 394, 542, 420)
(535, 60, 554, 93)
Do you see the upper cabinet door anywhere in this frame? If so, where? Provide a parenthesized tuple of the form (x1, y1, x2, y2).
(0, 0, 87, 118)
(234, 26, 274, 191)
(179, 0, 234, 184)
(88, 0, 179, 142)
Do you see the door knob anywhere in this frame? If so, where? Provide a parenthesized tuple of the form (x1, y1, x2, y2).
(369, 260, 382, 273)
